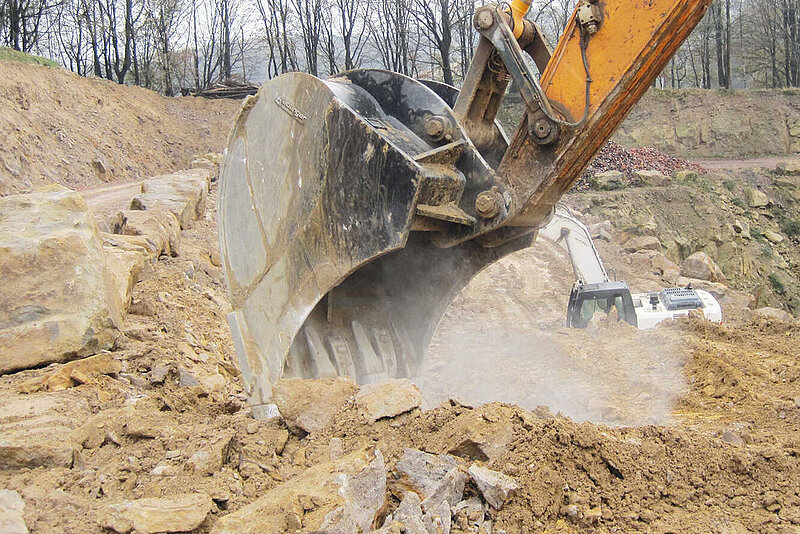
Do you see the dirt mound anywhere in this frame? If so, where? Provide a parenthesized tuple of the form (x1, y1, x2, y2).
(0, 61, 239, 196)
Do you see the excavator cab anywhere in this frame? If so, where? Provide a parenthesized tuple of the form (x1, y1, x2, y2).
(566, 281, 638, 328)
(218, 0, 713, 415)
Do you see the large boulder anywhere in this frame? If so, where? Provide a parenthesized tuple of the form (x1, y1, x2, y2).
(271, 377, 358, 434)
(0, 186, 122, 374)
(680, 252, 725, 283)
(130, 169, 211, 228)
(212, 447, 386, 534)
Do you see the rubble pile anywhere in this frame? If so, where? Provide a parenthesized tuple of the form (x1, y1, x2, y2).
(578, 141, 705, 189)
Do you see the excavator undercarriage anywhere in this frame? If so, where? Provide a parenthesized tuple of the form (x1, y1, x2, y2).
(218, 0, 713, 414)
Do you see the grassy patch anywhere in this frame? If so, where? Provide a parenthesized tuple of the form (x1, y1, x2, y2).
(761, 245, 774, 259)
(731, 197, 746, 209)
(769, 273, 786, 295)
(0, 47, 59, 67)
(750, 227, 765, 241)
(722, 179, 737, 192)
(782, 219, 800, 237)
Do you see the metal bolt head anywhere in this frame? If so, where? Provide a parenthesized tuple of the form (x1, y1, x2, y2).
(474, 9, 494, 31)
(532, 118, 552, 140)
(424, 116, 445, 138)
(475, 190, 501, 219)
(586, 21, 598, 35)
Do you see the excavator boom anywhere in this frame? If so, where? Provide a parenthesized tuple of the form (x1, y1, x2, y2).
(218, 0, 713, 415)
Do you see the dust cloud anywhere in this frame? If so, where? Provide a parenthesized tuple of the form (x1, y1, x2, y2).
(414, 318, 689, 427)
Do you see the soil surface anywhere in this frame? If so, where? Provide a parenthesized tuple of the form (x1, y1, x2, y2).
(2, 67, 800, 534)
(0, 61, 239, 196)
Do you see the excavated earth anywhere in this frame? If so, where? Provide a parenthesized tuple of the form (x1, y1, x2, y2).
(1, 62, 800, 534)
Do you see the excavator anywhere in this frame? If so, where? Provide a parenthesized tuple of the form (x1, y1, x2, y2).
(217, 0, 714, 415)
(539, 205, 722, 329)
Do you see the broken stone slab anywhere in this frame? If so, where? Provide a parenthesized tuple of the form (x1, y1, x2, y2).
(80, 181, 144, 232)
(390, 492, 426, 534)
(121, 209, 181, 258)
(468, 464, 518, 510)
(271, 377, 358, 434)
(356, 379, 423, 422)
(16, 352, 121, 393)
(96, 492, 213, 534)
(130, 169, 211, 228)
(395, 448, 458, 501)
(746, 188, 769, 208)
(623, 235, 661, 253)
(763, 230, 784, 244)
(591, 170, 625, 190)
(0, 186, 123, 374)
(187, 433, 236, 475)
(420, 468, 466, 514)
(680, 251, 725, 282)
(443, 409, 516, 462)
(423, 500, 452, 534)
(103, 247, 147, 313)
(754, 307, 795, 322)
(674, 170, 699, 182)
(0, 393, 84, 469)
(212, 447, 386, 534)
(0, 489, 27, 534)
(634, 169, 671, 186)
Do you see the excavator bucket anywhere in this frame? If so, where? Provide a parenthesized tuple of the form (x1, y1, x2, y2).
(218, 0, 712, 415)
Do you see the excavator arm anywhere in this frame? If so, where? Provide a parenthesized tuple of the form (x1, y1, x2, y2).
(218, 0, 713, 414)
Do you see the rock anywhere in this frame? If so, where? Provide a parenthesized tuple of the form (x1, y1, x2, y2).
(178, 366, 200, 388)
(468, 464, 518, 510)
(420, 468, 466, 514)
(130, 170, 211, 228)
(754, 307, 794, 322)
(271, 377, 358, 434)
(763, 230, 784, 244)
(96, 492, 213, 534)
(92, 156, 110, 180)
(444, 409, 515, 461)
(635, 169, 671, 186)
(721, 430, 744, 445)
(650, 253, 679, 276)
(732, 219, 750, 237)
(212, 447, 386, 534)
(587, 220, 613, 239)
(121, 209, 181, 258)
(395, 448, 459, 500)
(591, 170, 625, 190)
(680, 252, 724, 282)
(251, 403, 280, 420)
(17, 352, 122, 393)
(746, 188, 769, 208)
(674, 170, 699, 182)
(452, 497, 485, 532)
(149, 364, 171, 384)
(356, 379, 422, 422)
(776, 161, 800, 176)
(0, 489, 28, 534)
(623, 235, 661, 253)
(0, 186, 122, 374)
(423, 500, 452, 534)
(0, 395, 80, 469)
(103, 247, 146, 312)
(391, 491, 427, 534)
(187, 434, 234, 475)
